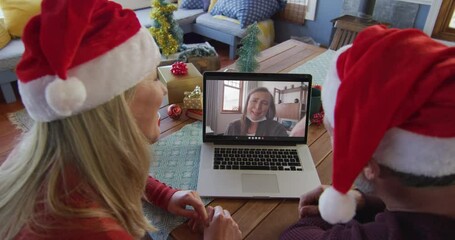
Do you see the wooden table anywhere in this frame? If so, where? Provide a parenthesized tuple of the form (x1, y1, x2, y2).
(157, 39, 332, 240)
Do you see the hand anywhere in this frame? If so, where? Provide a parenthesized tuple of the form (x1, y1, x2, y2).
(167, 190, 209, 226)
(298, 185, 328, 218)
(298, 185, 366, 218)
(203, 206, 242, 240)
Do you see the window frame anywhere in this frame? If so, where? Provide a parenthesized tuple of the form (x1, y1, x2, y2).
(285, 0, 317, 21)
(431, 0, 455, 41)
(221, 80, 244, 114)
(305, 0, 317, 20)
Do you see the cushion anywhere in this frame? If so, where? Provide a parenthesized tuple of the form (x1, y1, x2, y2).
(208, 0, 217, 12)
(212, 16, 274, 50)
(210, 0, 282, 28)
(0, 38, 24, 71)
(213, 15, 241, 24)
(256, 19, 274, 51)
(195, 13, 247, 38)
(0, 19, 11, 49)
(135, 7, 204, 28)
(180, 0, 203, 9)
(173, 8, 205, 26)
(0, 0, 42, 37)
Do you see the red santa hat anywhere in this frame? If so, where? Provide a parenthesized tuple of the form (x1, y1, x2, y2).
(16, 0, 161, 122)
(319, 25, 455, 224)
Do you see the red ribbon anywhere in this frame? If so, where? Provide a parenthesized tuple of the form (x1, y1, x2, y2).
(171, 61, 188, 75)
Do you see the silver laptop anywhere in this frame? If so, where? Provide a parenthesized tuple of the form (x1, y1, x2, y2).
(197, 72, 321, 198)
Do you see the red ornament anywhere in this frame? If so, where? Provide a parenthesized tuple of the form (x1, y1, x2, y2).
(167, 104, 182, 120)
(170, 61, 188, 75)
(311, 111, 325, 126)
(313, 84, 322, 91)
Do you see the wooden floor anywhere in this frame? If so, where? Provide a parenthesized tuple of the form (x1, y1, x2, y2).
(0, 40, 236, 165)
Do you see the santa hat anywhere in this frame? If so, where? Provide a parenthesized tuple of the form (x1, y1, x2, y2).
(16, 0, 161, 122)
(319, 25, 455, 224)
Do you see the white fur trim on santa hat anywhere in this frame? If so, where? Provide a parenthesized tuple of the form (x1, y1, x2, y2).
(374, 127, 455, 177)
(45, 77, 87, 117)
(19, 27, 161, 122)
(321, 44, 352, 129)
(319, 186, 356, 224)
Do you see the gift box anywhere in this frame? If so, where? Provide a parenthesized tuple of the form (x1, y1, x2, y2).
(183, 95, 203, 109)
(158, 63, 202, 104)
(188, 55, 220, 73)
(183, 86, 203, 109)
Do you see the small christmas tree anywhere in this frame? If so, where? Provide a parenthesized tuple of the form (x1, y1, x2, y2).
(149, 0, 183, 56)
(236, 23, 260, 72)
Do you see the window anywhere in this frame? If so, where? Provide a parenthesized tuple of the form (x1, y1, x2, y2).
(286, 0, 317, 20)
(277, 0, 317, 23)
(222, 80, 243, 113)
(432, 0, 455, 41)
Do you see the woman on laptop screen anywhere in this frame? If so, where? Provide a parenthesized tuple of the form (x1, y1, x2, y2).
(225, 87, 289, 136)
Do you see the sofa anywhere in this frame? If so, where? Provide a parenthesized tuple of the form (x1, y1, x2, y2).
(135, 0, 279, 60)
(0, 0, 279, 103)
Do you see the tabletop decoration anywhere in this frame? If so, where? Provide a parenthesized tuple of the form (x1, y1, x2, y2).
(143, 121, 212, 240)
(149, 0, 183, 56)
(183, 86, 203, 110)
(170, 61, 188, 75)
(310, 84, 324, 125)
(236, 23, 260, 72)
(311, 111, 325, 126)
(167, 104, 182, 120)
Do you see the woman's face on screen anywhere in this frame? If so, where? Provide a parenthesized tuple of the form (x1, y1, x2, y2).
(247, 91, 271, 121)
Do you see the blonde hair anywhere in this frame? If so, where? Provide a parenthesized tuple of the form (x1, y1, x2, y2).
(0, 88, 155, 239)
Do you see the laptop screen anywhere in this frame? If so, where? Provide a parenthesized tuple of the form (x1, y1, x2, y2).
(203, 72, 312, 145)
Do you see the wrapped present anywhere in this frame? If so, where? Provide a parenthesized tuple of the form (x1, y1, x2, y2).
(158, 63, 202, 104)
(183, 86, 203, 110)
(178, 42, 220, 73)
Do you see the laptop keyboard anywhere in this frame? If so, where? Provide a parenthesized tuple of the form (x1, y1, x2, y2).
(213, 148, 303, 171)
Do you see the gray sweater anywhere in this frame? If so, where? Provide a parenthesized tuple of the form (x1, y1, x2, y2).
(224, 119, 288, 136)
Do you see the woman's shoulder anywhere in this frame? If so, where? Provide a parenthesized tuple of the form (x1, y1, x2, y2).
(226, 119, 242, 129)
(229, 119, 242, 125)
(264, 119, 284, 127)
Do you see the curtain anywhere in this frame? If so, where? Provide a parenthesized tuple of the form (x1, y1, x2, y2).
(206, 80, 218, 133)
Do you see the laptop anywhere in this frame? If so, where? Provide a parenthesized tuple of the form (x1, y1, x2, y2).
(197, 72, 321, 198)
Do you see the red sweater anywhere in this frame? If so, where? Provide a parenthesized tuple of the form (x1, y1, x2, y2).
(15, 176, 177, 239)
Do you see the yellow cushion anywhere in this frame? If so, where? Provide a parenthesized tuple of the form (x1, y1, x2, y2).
(0, 0, 42, 37)
(256, 19, 274, 51)
(212, 16, 274, 51)
(0, 19, 11, 49)
(213, 15, 240, 24)
(208, 0, 217, 12)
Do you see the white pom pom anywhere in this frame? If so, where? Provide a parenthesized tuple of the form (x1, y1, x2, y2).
(45, 77, 87, 117)
(318, 186, 356, 224)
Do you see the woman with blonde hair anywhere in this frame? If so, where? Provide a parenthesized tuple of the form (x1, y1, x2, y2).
(0, 0, 241, 239)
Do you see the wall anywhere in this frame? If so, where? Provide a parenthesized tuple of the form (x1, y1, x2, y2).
(275, 0, 430, 47)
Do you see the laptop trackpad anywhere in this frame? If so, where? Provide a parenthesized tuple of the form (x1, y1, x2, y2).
(241, 174, 279, 193)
